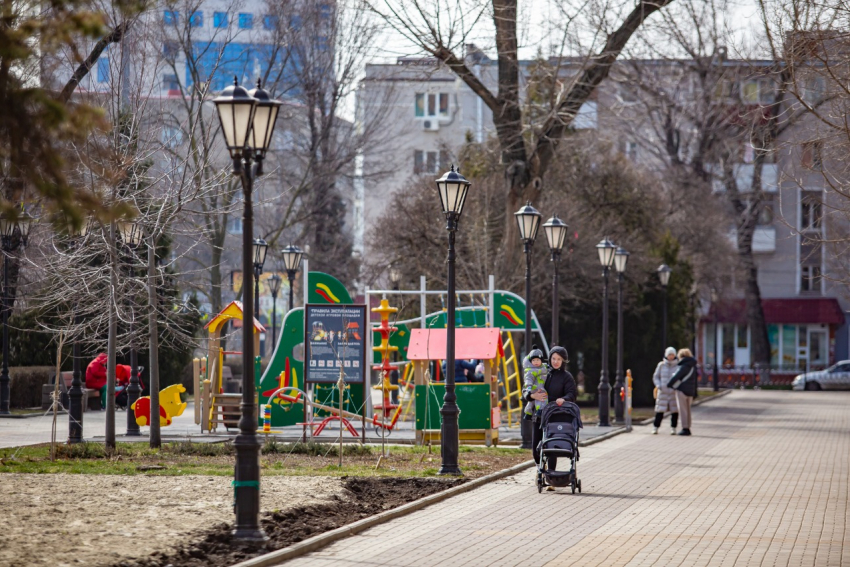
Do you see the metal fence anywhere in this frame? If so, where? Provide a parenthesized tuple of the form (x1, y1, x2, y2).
(697, 365, 799, 389)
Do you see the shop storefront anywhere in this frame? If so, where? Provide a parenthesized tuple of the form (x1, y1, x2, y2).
(700, 298, 846, 373)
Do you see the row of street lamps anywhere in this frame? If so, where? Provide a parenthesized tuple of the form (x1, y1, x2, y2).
(249, 238, 304, 350)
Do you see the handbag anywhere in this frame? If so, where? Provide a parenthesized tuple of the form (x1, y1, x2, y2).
(653, 387, 658, 399)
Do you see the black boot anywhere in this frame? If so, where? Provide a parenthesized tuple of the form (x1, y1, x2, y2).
(677, 428, 692, 436)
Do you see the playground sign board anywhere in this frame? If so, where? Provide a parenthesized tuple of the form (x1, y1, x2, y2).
(304, 304, 367, 383)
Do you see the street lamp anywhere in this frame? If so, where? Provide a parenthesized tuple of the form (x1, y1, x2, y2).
(268, 274, 282, 350)
(118, 219, 144, 437)
(389, 266, 401, 291)
(281, 243, 303, 312)
(613, 247, 629, 423)
(542, 215, 568, 345)
(657, 264, 672, 350)
(214, 77, 281, 541)
(66, 218, 91, 442)
(252, 238, 268, 320)
(0, 211, 34, 416)
(514, 202, 541, 451)
(596, 237, 616, 427)
(711, 287, 719, 392)
(435, 165, 470, 476)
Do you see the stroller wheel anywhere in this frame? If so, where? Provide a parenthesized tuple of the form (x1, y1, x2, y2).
(577, 479, 582, 493)
(571, 478, 576, 494)
(537, 475, 543, 494)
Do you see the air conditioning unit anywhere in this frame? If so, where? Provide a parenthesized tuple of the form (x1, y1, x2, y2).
(422, 120, 439, 131)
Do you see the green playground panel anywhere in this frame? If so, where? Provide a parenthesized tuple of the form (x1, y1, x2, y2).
(414, 383, 492, 430)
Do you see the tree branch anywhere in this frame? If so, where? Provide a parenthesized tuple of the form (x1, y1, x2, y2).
(57, 22, 129, 104)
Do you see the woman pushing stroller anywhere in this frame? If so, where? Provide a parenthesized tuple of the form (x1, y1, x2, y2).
(522, 346, 577, 470)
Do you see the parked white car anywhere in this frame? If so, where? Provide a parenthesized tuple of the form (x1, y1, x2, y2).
(792, 361, 850, 390)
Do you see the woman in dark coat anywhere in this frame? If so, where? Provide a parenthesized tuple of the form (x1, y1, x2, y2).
(524, 346, 577, 473)
(667, 348, 698, 436)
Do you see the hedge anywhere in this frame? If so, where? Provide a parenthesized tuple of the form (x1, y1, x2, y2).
(9, 366, 54, 408)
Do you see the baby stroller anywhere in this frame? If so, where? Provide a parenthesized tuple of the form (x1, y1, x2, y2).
(536, 401, 583, 494)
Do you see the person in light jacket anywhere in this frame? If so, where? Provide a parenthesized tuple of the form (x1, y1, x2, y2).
(667, 348, 698, 436)
(652, 347, 679, 434)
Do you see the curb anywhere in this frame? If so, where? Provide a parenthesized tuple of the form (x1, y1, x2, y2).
(230, 459, 537, 567)
(638, 389, 732, 426)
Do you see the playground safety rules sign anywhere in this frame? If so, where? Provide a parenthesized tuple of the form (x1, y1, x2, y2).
(304, 304, 367, 383)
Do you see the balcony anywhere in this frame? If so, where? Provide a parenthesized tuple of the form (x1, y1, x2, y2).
(727, 226, 776, 253)
(712, 163, 778, 193)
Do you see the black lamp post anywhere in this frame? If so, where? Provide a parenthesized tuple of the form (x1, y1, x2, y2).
(214, 77, 281, 541)
(0, 211, 33, 416)
(658, 264, 672, 350)
(436, 165, 470, 476)
(252, 238, 268, 320)
(514, 202, 541, 356)
(613, 246, 629, 423)
(281, 244, 303, 312)
(118, 220, 144, 436)
(268, 274, 282, 349)
(542, 215, 568, 345)
(596, 237, 616, 427)
(711, 287, 719, 392)
(67, 219, 90, 443)
(514, 202, 541, 450)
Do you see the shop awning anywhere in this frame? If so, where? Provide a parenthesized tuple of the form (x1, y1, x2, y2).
(705, 298, 845, 325)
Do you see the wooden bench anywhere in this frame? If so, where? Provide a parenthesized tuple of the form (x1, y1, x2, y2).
(42, 371, 101, 412)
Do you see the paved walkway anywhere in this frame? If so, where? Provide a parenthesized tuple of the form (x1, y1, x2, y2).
(276, 390, 850, 567)
(0, 402, 622, 448)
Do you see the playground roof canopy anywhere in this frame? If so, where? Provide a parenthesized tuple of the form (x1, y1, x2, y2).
(204, 301, 266, 334)
(407, 328, 503, 360)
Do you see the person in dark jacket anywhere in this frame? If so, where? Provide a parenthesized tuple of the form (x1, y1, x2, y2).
(525, 346, 577, 476)
(440, 359, 477, 382)
(667, 348, 698, 436)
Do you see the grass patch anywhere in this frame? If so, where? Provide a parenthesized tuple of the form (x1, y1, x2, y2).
(0, 441, 527, 479)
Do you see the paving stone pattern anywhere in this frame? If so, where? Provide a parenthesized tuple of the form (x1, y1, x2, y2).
(278, 391, 850, 567)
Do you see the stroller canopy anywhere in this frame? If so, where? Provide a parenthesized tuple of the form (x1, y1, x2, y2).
(540, 402, 583, 429)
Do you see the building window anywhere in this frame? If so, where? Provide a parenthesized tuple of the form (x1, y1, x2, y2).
(801, 141, 823, 170)
(189, 11, 203, 27)
(163, 10, 178, 26)
(163, 73, 179, 91)
(161, 125, 183, 148)
(741, 80, 759, 103)
(803, 76, 826, 105)
(97, 56, 109, 83)
(800, 191, 823, 231)
(801, 265, 822, 292)
(624, 141, 638, 161)
(162, 41, 179, 61)
(414, 93, 449, 118)
(319, 3, 333, 19)
(413, 150, 448, 174)
(263, 15, 278, 30)
(238, 13, 253, 29)
(227, 217, 243, 235)
(289, 15, 302, 30)
(214, 12, 227, 28)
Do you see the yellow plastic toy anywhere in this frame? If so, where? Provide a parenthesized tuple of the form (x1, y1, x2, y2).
(132, 384, 187, 427)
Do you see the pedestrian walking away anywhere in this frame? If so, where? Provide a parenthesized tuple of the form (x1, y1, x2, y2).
(652, 347, 679, 434)
(525, 346, 577, 486)
(668, 348, 697, 436)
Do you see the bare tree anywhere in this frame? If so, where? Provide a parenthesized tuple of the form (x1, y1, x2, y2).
(369, 0, 674, 263)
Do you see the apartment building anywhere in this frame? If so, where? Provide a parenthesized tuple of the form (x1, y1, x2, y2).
(354, 48, 850, 371)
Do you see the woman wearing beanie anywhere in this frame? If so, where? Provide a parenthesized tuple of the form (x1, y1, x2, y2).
(525, 345, 577, 481)
(652, 347, 679, 434)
